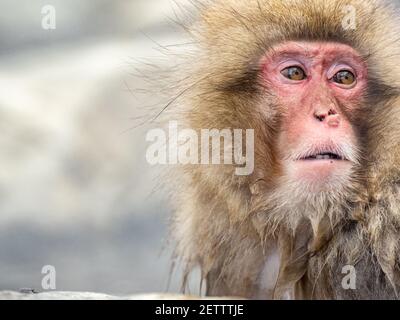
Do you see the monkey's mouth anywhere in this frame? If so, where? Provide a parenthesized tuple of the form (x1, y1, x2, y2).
(287, 143, 356, 188)
(293, 143, 353, 163)
(290, 148, 353, 187)
(301, 152, 345, 161)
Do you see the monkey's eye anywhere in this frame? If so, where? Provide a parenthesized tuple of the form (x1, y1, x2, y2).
(332, 70, 356, 85)
(281, 66, 306, 81)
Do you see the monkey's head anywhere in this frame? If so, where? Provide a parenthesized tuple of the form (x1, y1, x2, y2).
(176, 0, 400, 209)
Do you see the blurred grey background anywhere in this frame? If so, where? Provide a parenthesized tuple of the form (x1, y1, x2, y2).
(0, 0, 190, 294)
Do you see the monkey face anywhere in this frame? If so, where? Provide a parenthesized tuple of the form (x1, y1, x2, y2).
(260, 41, 368, 192)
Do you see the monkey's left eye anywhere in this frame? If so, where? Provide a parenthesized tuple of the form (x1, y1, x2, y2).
(332, 70, 356, 85)
(281, 66, 306, 81)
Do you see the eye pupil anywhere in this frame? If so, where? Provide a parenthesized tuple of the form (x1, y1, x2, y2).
(281, 66, 306, 81)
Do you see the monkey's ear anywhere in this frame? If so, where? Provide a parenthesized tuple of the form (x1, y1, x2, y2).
(273, 219, 312, 300)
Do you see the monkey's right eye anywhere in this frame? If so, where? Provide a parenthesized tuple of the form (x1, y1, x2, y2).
(281, 66, 306, 81)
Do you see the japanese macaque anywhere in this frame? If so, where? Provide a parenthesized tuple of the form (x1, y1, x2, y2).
(164, 0, 400, 299)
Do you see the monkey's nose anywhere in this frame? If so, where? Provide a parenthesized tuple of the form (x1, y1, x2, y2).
(314, 108, 339, 127)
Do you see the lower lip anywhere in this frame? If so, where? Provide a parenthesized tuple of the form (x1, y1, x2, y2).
(297, 158, 348, 163)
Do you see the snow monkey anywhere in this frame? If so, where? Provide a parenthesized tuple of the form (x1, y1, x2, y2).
(164, 0, 400, 299)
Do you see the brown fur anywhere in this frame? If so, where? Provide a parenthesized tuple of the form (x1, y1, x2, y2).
(163, 0, 400, 299)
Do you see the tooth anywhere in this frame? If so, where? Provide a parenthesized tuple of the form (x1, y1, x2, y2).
(323, 155, 330, 160)
(316, 155, 324, 160)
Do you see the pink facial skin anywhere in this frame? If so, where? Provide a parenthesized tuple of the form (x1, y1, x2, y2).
(260, 41, 368, 190)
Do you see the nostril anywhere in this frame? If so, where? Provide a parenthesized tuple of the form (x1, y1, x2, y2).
(314, 110, 326, 121)
(328, 109, 337, 116)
